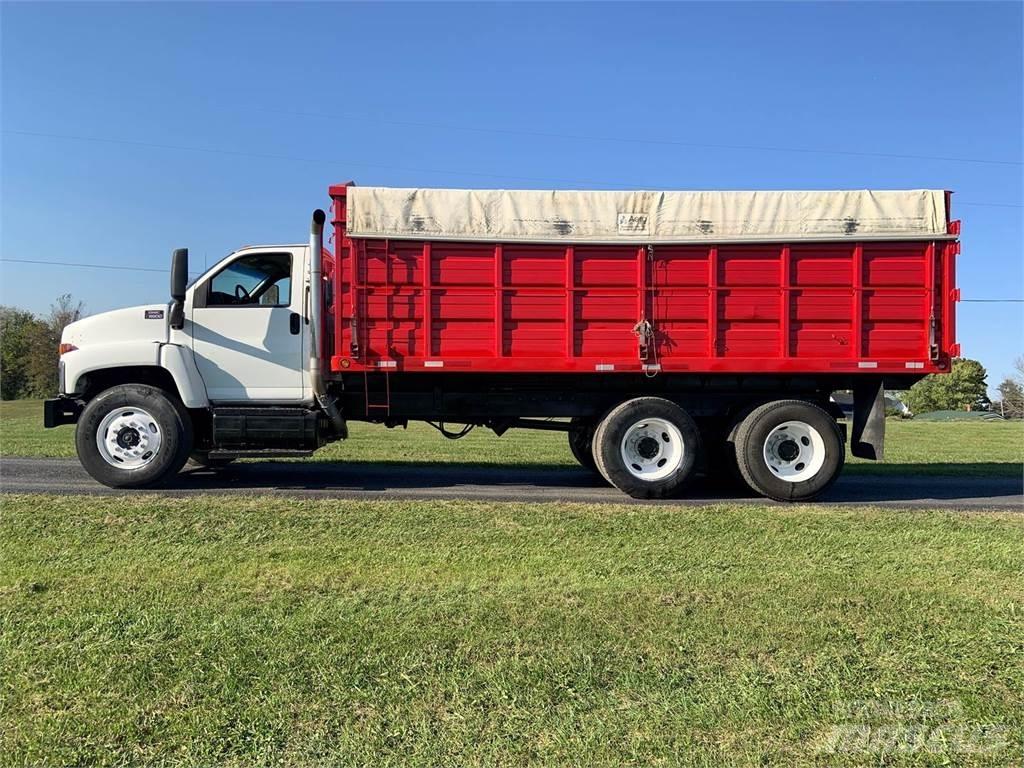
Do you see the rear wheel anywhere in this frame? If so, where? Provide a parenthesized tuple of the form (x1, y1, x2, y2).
(733, 399, 844, 502)
(567, 417, 598, 474)
(593, 397, 701, 499)
(76, 384, 193, 488)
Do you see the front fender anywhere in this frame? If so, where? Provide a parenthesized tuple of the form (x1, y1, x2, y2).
(64, 342, 162, 394)
(62, 342, 209, 408)
(159, 343, 208, 408)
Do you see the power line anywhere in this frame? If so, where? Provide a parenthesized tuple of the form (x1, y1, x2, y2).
(957, 202, 1022, 209)
(0, 258, 199, 278)
(961, 298, 1024, 303)
(2, 258, 166, 273)
(263, 107, 1024, 168)
(3, 128, 1022, 209)
(957, 201, 1024, 208)
(1, 128, 593, 186)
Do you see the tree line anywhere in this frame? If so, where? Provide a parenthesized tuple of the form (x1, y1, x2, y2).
(892, 357, 1023, 418)
(0, 295, 84, 400)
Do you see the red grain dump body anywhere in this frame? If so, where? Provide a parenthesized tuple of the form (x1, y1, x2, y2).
(324, 184, 959, 377)
(308, 183, 960, 501)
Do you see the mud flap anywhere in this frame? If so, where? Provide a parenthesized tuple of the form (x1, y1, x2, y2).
(851, 378, 885, 460)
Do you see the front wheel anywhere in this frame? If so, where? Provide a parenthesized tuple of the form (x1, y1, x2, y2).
(76, 384, 193, 488)
(592, 397, 701, 499)
(733, 400, 844, 502)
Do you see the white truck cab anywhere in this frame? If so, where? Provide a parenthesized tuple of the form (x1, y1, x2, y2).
(56, 244, 313, 408)
(45, 211, 341, 487)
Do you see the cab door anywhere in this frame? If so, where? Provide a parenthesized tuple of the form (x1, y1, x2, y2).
(189, 248, 307, 403)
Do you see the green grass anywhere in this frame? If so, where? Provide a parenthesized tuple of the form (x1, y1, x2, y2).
(3, 398, 1022, 476)
(1, 494, 1021, 766)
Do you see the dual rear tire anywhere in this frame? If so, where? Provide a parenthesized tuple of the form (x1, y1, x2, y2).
(570, 396, 844, 502)
(730, 399, 844, 502)
(573, 397, 702, 499)
(567, 417, 598, 474)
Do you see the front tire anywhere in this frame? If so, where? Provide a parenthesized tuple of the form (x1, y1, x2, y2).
(593, 397, 701, 499)
(76, 384, 193, 488)
(733, 399, 844, 502)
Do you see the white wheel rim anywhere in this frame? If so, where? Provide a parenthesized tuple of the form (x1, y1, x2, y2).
(619, 417, 684, 481)
(762, 420, 826, 483)
(96, 407, 163, 469)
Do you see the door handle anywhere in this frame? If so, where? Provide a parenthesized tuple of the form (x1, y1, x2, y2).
(289, 312, 301, 335)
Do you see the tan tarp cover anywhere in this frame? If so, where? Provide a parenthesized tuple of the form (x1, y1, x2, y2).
(346, 187, 948, 244)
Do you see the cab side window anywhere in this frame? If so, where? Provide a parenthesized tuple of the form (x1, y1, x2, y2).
(206, 253, 291, 307)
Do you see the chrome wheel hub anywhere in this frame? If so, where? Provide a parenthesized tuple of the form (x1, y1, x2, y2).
(96, 407, 162, 469)
(620, 417, 684, 481)
(762, 420, 826, 483)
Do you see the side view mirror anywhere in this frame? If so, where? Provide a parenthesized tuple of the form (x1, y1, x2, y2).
(169, 248, 188, 330)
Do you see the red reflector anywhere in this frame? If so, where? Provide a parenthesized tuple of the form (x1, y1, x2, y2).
(58, 343, 78, 356)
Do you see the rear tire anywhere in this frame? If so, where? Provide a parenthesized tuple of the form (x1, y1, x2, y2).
(567, 417, 598, 474)
(704, 406, 757, 492)
(593, 397, 701, 499)
(733, 399, 844, 502)
(76, 384, 193, 488)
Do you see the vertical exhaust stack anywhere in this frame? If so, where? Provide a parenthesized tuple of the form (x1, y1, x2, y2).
(309, 209, 327, 392)
(309, 209, 347, 438)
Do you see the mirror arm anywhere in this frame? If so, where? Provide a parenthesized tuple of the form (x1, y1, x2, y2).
(169, 301, 185, 330)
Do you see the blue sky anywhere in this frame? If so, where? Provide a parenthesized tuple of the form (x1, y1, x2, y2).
(2, 1, 1021, 387)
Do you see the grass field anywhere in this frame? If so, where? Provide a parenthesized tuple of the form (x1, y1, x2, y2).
(1, 494, 1022, 765)
(2, 398, 1023, 476)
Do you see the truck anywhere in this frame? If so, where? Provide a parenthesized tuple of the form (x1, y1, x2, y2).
(44, 184, 960, 501)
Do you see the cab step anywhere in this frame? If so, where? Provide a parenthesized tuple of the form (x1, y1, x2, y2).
(207, 448, 315, 459)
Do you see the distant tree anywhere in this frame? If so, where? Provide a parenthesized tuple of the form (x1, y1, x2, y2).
(996, 377, 1024, 419)
(992, 356, 1024, 419)
(904, 357, 989, 415)
(26, 294, 85, 397)
(0, 295, 84, 399)
(0, 307, 44, 399)
(904, 376, 939, 415)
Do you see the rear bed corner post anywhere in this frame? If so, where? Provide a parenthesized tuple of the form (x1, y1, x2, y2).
(851, 377, 885, 460)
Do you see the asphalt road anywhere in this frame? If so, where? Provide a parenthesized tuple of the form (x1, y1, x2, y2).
(1, 457, 1021, 509)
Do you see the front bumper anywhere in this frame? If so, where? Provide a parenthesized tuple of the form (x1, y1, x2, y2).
(44, 397, 82, 428)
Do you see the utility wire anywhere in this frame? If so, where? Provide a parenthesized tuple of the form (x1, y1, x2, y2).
(2, 257, 166, 273)
(2, 128, 1021, 208)
(0, 258, 199, 278)
(1, 128, 588, 186)
(262, 107, 1024, 168)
